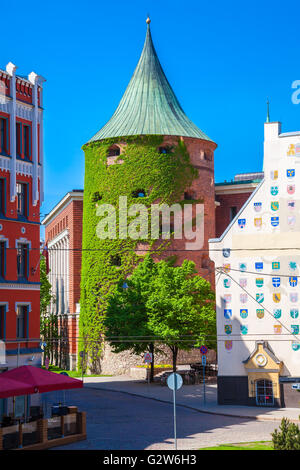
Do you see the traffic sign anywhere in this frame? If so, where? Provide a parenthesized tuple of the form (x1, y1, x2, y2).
(144, 352, 153, 364)
(167, 373, 183, 391)
(200, 345, 208, 355)
(292, 383, 300, 390)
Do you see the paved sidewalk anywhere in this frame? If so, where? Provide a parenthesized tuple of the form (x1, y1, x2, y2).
(83, 374, 300, 422)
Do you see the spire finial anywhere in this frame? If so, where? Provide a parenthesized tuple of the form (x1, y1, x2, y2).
(146, 15, 151, 25)
(266, 98, 270, 123)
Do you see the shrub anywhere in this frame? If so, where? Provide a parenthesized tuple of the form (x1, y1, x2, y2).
(272, 417, 300, 450)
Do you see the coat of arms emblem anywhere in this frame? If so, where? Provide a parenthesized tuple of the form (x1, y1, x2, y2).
(272, 262, 280, 270)
(256, 309, 264, 319)
(271, 201, 279, 211)
(291, 325, 300, 335)
(273, 309, 282, 319)
(274, 325, 282, 334)
(289, 262, 297, 271)
(254, 217, 262, 228)
(270, 170, 278, 180)
(224, 309, 232, 319)
(271, 217, 279, 227)
(290, 309, 299, 319)
(287, 184, 295, 195)
(255, 262, 263, 271)
(239, 263, 247, 272)
(254, 202, 262, 212)
(290, 293, 298, 303)
(271, 186, 279, 196)
(240, 293, 248, 303)
(288, 200, 295, 210)
(288, 216, 296, 227)
(292, 341, 300, 351)
(287, 169, 295, 178)
(224, 324, 232, 335)
(223, 248, 231, 258)
(239, 278, 247, 287)
(224, 278, 231, 288)
(287, 144, 296, 156)
(238, 218, 246, 229)
(256, 293, 264, 303)
(224, 294, 232, 304)
(240, 309, 248, 319)
(240, 325, 248, 335)
(289, 276, 298, 287)
(256, 278, 264, 288)
(225, 340, 233, 351)
(273, 293, 281, 303)
(223, 264, 231, 273)
(272, 277, 281, 287)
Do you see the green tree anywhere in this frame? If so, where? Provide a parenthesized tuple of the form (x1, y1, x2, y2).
(104, 255, 216, 376)
(272, 417, 300, 450)
(146, 259, 216, 372)
(104, 256, 158, 381)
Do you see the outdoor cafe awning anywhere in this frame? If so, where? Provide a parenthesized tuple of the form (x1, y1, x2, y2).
(0, 365, 83, 398)
(0, 377, 35, 399)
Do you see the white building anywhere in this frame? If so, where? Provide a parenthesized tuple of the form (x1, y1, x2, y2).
(209, 120, 300, 408)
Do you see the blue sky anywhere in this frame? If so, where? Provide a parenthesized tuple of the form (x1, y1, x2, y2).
(2, 0, 300, 220)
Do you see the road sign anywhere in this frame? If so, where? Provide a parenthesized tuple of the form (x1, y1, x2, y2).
(144, 352, 153, 364)
(200, 345, 208, 355)
(292, 383, 300, 390)
(167, 373, 183, 391)
(202, 355, 207, 366)
(167, 373, 183, 451)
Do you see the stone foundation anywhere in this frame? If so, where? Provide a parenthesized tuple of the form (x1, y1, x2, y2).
(88, 342, 216, 376)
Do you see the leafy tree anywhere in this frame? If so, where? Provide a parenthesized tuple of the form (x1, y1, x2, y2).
(146, 259, 216, 371)
(105, 255, 216, 376)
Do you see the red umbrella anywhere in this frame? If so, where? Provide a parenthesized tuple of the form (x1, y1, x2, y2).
(0, 365, 83, 394)
(0, 376, 35, 399)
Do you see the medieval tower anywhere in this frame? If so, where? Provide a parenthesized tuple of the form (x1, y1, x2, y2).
(79, 19, 217, 372)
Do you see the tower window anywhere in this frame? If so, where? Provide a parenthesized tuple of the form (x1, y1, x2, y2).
(158, 146, 172, 155)
(204, 151, 212, 161)
(111, 255, 121, 267)
(0, 179, 5, 215)
(132, 189, 146, 198)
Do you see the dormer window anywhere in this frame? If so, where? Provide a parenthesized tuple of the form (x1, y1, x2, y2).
(108, 145, 120, 157)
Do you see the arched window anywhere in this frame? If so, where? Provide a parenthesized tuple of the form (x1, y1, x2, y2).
(108, 145, 120, 157)
(256, 379, 274, 406)
(203, 151, 212, 161)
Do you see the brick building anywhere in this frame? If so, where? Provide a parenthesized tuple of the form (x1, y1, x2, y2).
(42, 173, 262, 369)
(0, 61, 45, 376)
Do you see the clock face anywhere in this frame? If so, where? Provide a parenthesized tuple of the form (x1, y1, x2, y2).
(255, 353, 267, 367)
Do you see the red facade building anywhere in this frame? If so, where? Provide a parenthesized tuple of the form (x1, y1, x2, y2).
(0, 62, 45, 371)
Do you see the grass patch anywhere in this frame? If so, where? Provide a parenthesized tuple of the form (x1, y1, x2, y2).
(201, 441, 273, 450)
(42, 365, 113, 378)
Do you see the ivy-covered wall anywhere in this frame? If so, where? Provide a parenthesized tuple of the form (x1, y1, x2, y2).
(79, 135, 199, 372)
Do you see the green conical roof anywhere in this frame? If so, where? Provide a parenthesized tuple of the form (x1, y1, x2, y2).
(89, 21, 214, 143)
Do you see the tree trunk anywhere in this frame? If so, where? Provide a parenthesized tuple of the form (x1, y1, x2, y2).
(149, 343, 154, 383)
(172, 346, 178, 373)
